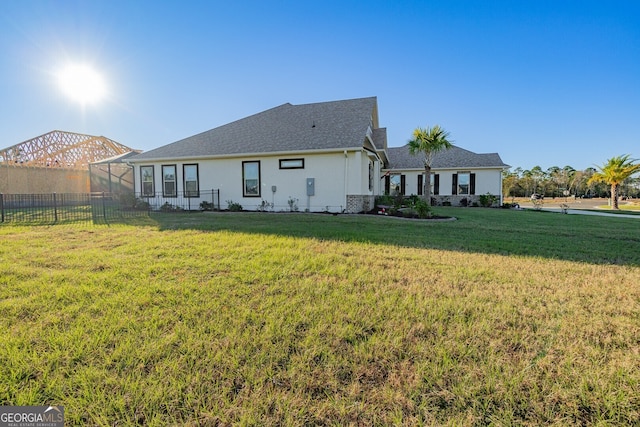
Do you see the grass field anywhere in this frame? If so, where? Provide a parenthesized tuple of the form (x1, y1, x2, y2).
(1, 208, 639, 425)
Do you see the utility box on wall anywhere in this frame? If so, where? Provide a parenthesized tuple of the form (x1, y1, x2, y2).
(306, 178, 315, 196)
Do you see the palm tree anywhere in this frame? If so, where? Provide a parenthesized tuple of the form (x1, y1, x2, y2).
(408, 125, 453, 205)
(588, 155, 640, 209)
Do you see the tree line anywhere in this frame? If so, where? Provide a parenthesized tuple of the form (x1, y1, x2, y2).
(502, 157, 640, 201)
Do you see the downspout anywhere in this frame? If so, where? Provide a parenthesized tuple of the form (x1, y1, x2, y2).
(344, 150, 348, 211)
(499, 169, 505, 205)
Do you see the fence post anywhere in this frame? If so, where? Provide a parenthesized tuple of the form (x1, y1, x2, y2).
(53, 192, 58, 222)
(102, 192, 107, 221)
(0, 193, 4, 223)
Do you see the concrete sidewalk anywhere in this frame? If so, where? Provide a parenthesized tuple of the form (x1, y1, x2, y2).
(539, 207, 640, 219)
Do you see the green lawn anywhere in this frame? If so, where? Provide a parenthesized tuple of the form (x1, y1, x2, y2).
(1, 208, 639, 425)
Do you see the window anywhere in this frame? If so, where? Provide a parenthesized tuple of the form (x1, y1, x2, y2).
(242, 161, 260, 197)
(140, 166, 154, 196)
(458, 172, 470, 195)
(183, 164, 199, 197)
(453, 172, 475, 195)
(368, 161, 374, 191)
(162, 165, 177, 197)
(389, 174, 405, 195)
(279, 158, 304, 169)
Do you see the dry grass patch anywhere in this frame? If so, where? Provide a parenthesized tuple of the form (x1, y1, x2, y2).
(1, 212, 639, 425)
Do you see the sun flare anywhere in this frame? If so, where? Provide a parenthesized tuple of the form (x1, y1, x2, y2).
(57, 63, 107, 105)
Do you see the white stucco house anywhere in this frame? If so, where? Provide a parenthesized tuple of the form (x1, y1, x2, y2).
(128, 97, 508, 212)
(384, 145, 509, 206)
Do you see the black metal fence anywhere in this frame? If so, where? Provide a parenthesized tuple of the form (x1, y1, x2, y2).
(0, 190, 221, 225)
(0, 192, 142, 224)
(134, 190, 221, 212)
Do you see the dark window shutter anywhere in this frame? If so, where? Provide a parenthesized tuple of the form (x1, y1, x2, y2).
(470, 173, 476, 195)
(434, 174, 440, 195)
(452, 173, 458, 195)
(417, 174, 423, 195)
(400, 175, 406, 195)
(385, 175, 390, 195)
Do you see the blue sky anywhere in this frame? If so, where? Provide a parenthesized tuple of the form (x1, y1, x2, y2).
(1, 0, 638, 171)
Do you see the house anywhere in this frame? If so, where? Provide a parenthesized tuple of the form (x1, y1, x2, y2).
(384, 145, 509, 206)
(128, 97, 388, 213)
(128, 96, 508, 212)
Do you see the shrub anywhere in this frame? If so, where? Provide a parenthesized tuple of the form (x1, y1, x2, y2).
(134, 199, 151, 211)
(375, 195, 394, 209)
(287, 197, 299, 212)
(118, 192, 137, 208)
(407, 194, 420, 205)
(531, 198, 544, 211)
(393, 192, 405, 208)
(200, 201, 214, 211)
(160, 202, 182, 212)
(479, 193, 498, 207)
(257, 200, 273, 212)
(414, 199, 432, 219)
(226, 200, 243, 211)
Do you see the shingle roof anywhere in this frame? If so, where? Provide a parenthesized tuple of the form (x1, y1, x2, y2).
(130, 97, 378, 161)
(387, 145, 509, 170)
(372, 128, 387, 151)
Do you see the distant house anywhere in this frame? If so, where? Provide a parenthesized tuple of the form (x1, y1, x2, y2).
(384, 145, 509, 206)
(128, 97, 508, 212)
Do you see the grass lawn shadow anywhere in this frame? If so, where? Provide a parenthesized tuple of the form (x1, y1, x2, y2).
(141, 207, 640, 266)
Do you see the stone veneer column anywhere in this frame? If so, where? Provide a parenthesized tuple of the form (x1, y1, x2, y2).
(346, 195, 374, 213)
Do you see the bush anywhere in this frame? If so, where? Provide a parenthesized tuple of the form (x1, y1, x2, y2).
(118, 192, 137, 208)
(257, 200, 273, 212)
(287, 197, 299, 212)
(414, 199, 432, 219)
(134, 199, 151, 211)
(393, 193, 404, 208)
(200, 201, 214, 211)
(375, 195, 394, 207)
(407, 194, 420, 205)
(226, 200, 243, 211)
(479, 193, 498, 207)
(160, 202, 182, 212)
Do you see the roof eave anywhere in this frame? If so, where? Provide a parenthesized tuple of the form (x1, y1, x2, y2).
(128, 146, 367, 163)
(383, 165, 509, 171)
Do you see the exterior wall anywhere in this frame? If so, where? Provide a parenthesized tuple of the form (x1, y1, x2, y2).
(0, 165, 90, 194)
(132, 149, 382, 213)
(436, 168, 503, 197)
(387, 168, 504, 206)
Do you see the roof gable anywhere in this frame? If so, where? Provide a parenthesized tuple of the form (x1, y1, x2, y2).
(131, 97, 378, 161)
